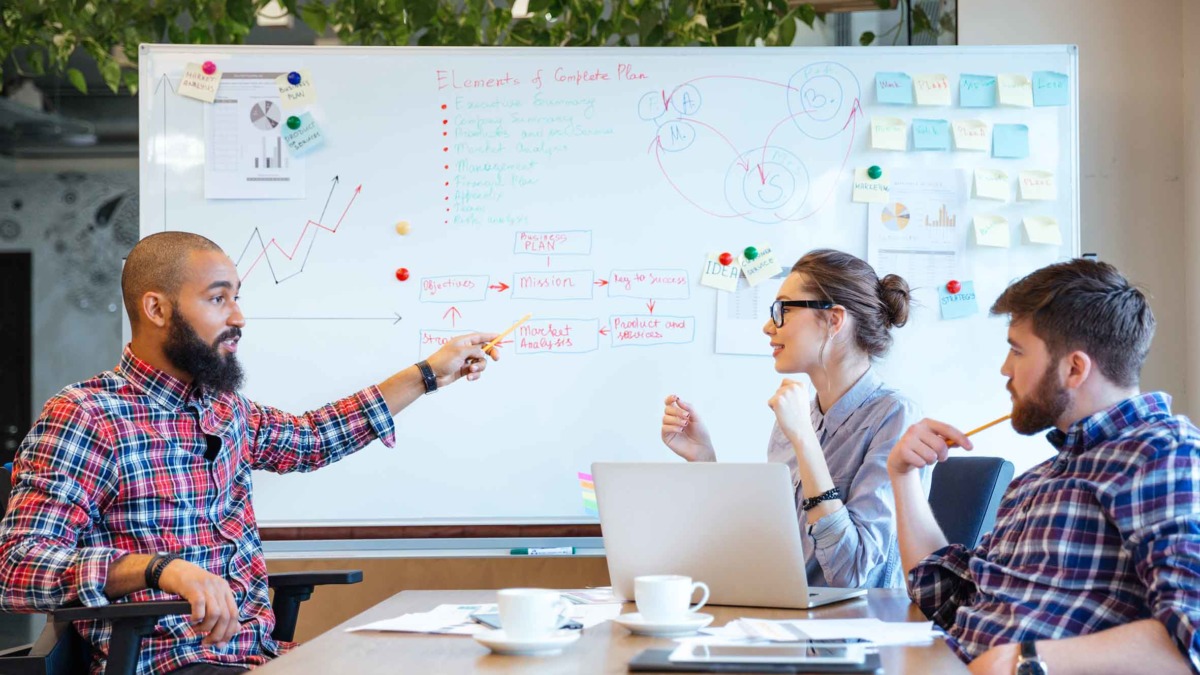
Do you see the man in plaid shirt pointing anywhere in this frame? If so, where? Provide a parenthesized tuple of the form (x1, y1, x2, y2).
(888, 259, 1200, 675)
(0, 232, 502, 675)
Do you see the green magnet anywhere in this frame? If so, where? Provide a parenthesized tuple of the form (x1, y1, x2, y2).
(867, 165, 883, 180)
(286, 115, 301, 130)
(743, 246, 759, 261)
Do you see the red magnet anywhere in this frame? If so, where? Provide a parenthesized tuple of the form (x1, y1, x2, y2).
(395, 268, 411, 282)
(946, 280, 962, 294)
(201, 61, 217, 76)
(718, 252, 734, 266)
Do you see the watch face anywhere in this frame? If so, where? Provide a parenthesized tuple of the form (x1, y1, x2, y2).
(1016, 661, 1048, 675)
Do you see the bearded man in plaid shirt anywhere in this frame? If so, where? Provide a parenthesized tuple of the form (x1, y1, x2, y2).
(0, 232, 501, 674)
(888, 259, 1200, 675)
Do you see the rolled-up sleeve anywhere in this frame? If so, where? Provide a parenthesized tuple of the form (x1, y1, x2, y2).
(811, 401, 921, 588)
(249, 385, 396, 474)
(1106, 433, 1200, 673)
(907, 542, 977, 630)
(0, 399, 124, 611)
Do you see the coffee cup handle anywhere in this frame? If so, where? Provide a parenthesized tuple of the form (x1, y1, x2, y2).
(689, 582, 710, 613)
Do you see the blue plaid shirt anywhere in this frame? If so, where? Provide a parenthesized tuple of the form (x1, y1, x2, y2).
(0, 346, 396, 674)
(909, 392, 1200, 671)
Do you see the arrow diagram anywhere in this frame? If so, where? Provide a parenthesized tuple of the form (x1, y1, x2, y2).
(489, 282, 510, 292)
(443, 306, 462, 327)
(779, 98, 863, 222)
(646, 299, 656, 314)
(594, 279, 609, 287)
(599, 326, 610, 336)
(237, 182, 363, 283)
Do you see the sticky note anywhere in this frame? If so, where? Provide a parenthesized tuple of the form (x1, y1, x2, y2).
(1023, 216, 1063, 245)
(876, 72, 914, 105)
(992, 124, 1029, 159)
(959, 74, 997, 108)
(973, 215, 1011, 248)
(700, 253, 741, 292)
(952, 119, 989, 151)
(741, 245, 782, 287)
(276, 69, 318, 110)
(852, 167, 891, 203)
(912, 119, 951, 151)
(913, 74, 951, 106)
(973, 169, 1010, 201)
(1018, 170, 1056, 201)
(997, 74, 1034, 107)
(939, 280, 979, 320)
(177, 62, 221, 103)
(1033, 71, 1070, 107)
(871, 117, 907, 151)
(282, 112, 325, 154)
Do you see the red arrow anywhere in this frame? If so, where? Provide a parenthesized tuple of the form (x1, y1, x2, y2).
(599, 327, 610, 336)
(756, 164, 766, 185)
(443, 306, 462, 327)
(489, 282, 510, 292)
(594, 279, 609, 287)
(647, 299, 656, 314)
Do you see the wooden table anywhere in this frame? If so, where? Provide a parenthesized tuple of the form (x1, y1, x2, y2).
(256, 589, 970, 674)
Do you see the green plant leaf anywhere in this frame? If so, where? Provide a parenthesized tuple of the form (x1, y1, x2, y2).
(300, 3, 328, 35)
(779, 14, 796, 46)
(874, 0, 892, 8)
(860, 30, 876, 46)
(67, 67, 87, 94)
(797, 5, 816, 28)
(99, 56, 122, 93)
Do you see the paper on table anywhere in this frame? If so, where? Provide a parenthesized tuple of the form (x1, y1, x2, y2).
(697, 618, 938, 647)
(346, 602, 623, 634)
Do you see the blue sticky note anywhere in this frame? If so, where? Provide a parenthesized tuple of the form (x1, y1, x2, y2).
(992, 124, 1029, 159)
(912, 119, 951, 151)
(876, 72, 914, 105)
(959, 74, 997, 108)
(939, 281, 979, 320)
(282, 112, 325, 155)
(1032, 71, 1069, 107)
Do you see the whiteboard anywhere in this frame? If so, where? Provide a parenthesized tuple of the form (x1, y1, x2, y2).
(139, 45, 1078, 527)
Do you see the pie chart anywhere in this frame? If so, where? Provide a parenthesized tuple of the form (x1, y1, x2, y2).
(250, 101, 281, 131)
(881, 203, 910, 231)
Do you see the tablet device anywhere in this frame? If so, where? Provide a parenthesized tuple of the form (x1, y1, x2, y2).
(668, 642, 867, 665)
(629, 648, 883, 673)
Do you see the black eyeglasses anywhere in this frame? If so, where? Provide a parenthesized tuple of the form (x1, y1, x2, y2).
(770, 300, 835, 327)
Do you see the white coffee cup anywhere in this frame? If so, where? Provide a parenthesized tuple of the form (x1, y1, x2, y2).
(634, 575, 710, 623)
(496, 588, 570, 641)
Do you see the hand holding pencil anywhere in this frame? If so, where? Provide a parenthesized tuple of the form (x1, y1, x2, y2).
(886, 414, 1011, 477)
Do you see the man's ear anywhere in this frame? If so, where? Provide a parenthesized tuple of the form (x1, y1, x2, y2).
(1062, 350, 1093, 391)
(141, 292, 171, 329)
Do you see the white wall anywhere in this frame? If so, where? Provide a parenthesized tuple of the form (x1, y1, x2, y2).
(960, 0, 1191, 416)
(1184, 3, 1200, 422)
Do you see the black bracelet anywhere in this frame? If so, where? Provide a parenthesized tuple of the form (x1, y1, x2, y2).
(144, 553, 181, 591)
(801, 487, 843, 511)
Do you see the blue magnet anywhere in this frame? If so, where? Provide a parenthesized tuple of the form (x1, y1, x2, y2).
(287, 71, 301, 86)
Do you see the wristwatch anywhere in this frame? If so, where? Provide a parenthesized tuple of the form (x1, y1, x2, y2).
(1015, 640, 1048, 675)
(416, 360, 438, 395)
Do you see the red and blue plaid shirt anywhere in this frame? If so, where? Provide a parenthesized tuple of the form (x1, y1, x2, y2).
(0, 346, 395, 674)
(909, 392, 1200, 672)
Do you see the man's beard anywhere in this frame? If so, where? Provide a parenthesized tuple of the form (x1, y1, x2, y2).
(1009, 361, 1071, 435)
(163, 310, 244, 395)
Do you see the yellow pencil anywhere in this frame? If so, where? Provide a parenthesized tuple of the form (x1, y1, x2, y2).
(482, 313, 532, 355)
(948, 414, 1012, 448)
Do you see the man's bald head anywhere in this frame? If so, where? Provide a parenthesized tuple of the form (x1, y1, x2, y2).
(122, 232, 226, 328)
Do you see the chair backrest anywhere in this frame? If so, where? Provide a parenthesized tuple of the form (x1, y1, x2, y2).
(1, 464, 12, 517)
(928, 456, 1015, 549)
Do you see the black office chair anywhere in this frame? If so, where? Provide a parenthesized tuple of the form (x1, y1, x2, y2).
(927, 456, 1015, 549)
(0, 466, 362, 675)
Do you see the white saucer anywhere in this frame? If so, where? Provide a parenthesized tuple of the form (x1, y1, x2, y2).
(613, 612, 714, 637)
(472, 628, 581, 656)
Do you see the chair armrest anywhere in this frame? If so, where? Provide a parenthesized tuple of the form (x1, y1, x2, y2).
(50, 600, 192, 623)
(268, 570, 362, 588)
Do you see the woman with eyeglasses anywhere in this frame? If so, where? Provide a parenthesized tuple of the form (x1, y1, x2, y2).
(660, 248, 923, 589)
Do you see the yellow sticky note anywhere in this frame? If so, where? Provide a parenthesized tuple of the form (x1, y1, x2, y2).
(177, 62, 221, 103)
(913, 74, 952, 106)
(852, 167, 890, 204)
(973, 169, 1010, 201)
(997, 74, 1034, 107)
(1023, 216, 1063, 245)
(700, 253, 741, 292)
(741, 245, 782, 288)
(1018, 170, 1056, 201)
(952, 120, 989, 151)
(276, 69, 319, 110)
(973, 215, 1011, 248)
(871, 117, 907, 151)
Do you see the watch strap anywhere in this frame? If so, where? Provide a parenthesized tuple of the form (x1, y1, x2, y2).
(417, 360, 438, 394)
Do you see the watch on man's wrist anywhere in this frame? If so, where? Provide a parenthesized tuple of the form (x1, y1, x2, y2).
(1015, 640, 1048, 675)
(416, 360, 438, 395)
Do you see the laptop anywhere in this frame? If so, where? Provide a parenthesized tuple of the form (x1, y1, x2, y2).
(592, 462, 867, 609)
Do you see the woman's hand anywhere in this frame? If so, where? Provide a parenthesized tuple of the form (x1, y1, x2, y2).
(661, 395, 716, 462)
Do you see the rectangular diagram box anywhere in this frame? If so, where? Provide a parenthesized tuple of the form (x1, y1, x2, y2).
(419, 275, 490, 303)
(608, 315, 695, 347)
(511, 270, 594, 300)
(607, 269, 690, 299)
(513, 230, 592, 255)
(514, 318, 600, 354)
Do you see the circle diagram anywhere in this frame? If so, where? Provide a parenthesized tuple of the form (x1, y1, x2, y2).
(881, 203, 910, 231)
(250, 101, 281, 131)
(787, 62, 862, 140)
(725, 147, 810, 224)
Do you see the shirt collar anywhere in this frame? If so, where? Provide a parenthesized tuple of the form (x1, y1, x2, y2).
(116, 344, 203, 412)
(813, 368, 883, 437)
(1045, 392, 1173, 453)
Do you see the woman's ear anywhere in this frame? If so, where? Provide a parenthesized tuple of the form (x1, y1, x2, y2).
(827, 305, 848, 338)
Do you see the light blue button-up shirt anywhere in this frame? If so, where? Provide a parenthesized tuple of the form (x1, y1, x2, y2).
(766, 368, 924, 589)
